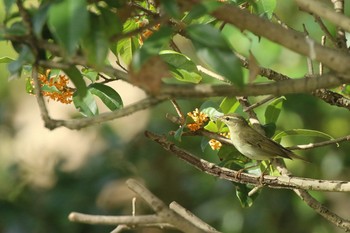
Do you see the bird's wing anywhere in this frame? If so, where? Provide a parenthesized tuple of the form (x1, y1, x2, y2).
(244, 132, 293, 159)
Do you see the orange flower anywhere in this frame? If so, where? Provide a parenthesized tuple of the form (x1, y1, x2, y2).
(209, 132, 230, 150)
(186, 108, 208, 132)
(36, 70, 73, 104)
(209, 139, 222, 150)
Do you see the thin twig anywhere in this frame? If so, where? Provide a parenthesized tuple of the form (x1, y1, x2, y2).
(170, 99, 185, 124)
(287, 135, 350, 150)
(244, 95, 275, 112)
(313, 16, 337, 45)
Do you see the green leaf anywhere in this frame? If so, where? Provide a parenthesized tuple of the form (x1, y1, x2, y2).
(99, 7, 123, 38)
(265, 96, 286, 124)
(73, 90, 98, 117)
(63, 67, 87, 97)
(161, 0, 181, 19)
(201, 107, 222, 119)
(48, 0, 89, 55)
(186, 24, 243, 86)
(4, 0, 16, 19)
(25, 77, 34, 94)
(132, 26, 173, 71)
(88, 83, 123, 111)
(0, 57, 15, 63)
(182, 1, 221, 24)
(201, 136, 210, 152)
(174, 126, 184, 142)
(235, 183, 260, 208)
(220, 97, 240, 114)
(8, 45, 34, 78)
(32, 3, 50, 38)
(81, 68, 98, 82)
(41, 84, 59, 93)
(204, 121, 219, 133)
(260, 0, 277, 18)
(273, 129, 335, 141)
(82, 13, 109, 67)
(115, 20, 140, 65)
(159, 50, 202, 83)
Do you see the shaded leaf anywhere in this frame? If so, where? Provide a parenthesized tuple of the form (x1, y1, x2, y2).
(264, 96, 286, 124)
(8, 45, 34, 78)
(159, 50, 201, 83)
(48, 0, 88, 55)
(161, 0, 181, 19)
(82, 13, 109, 67)
(174, 126, 184, 142)
(131, 26, 173, 71)
(63, 67, 87, 97)
(186, 24, 243, 86)
(235, 183, 260, 208)
(73, 90, 98, 117)
(89, 83, 123, 111)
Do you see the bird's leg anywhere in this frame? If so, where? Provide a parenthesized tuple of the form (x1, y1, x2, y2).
(235, 162, 260, 179)
(258, 160, 273, 183)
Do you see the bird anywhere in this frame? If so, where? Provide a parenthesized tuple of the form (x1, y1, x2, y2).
(216, 113, 308, 162)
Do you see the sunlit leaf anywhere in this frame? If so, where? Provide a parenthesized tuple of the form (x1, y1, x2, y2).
(220, 97, 240, 114)
(273, 129, 335, 141)
(0, 57, 15, 63)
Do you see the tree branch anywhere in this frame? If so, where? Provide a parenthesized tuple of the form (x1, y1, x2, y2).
(209, 3, 350, 73)
(296, 0, 350, 36)
(144, 130, 350, 192)
(159, 73, 350, 98)
(69, 179, 220, 233)
(43, 97, 166, 130)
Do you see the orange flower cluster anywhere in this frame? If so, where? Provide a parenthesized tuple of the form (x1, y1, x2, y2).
(208, 132, 230, 150)
(137, 20, 160, 45)
(37, 70, 73, 104)
(187, 108, 208, 131)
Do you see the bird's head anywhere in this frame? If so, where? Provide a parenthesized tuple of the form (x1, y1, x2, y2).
(216, 113, 248, 128)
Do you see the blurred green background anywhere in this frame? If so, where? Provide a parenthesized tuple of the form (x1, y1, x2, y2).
(1, 1, 350, 233)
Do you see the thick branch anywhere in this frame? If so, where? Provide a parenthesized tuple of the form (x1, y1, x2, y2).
(296, 0, 350, 34)
(210, 3, 350, 73)
(144, 130, 350, 192)
(43, 97, 165, 130)
(160, 73, 350, 98)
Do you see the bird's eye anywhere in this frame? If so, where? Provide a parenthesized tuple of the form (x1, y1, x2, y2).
(225, 117, 230, 121)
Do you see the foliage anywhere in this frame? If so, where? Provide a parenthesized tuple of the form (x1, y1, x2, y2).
(1, 0, 350, 232)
